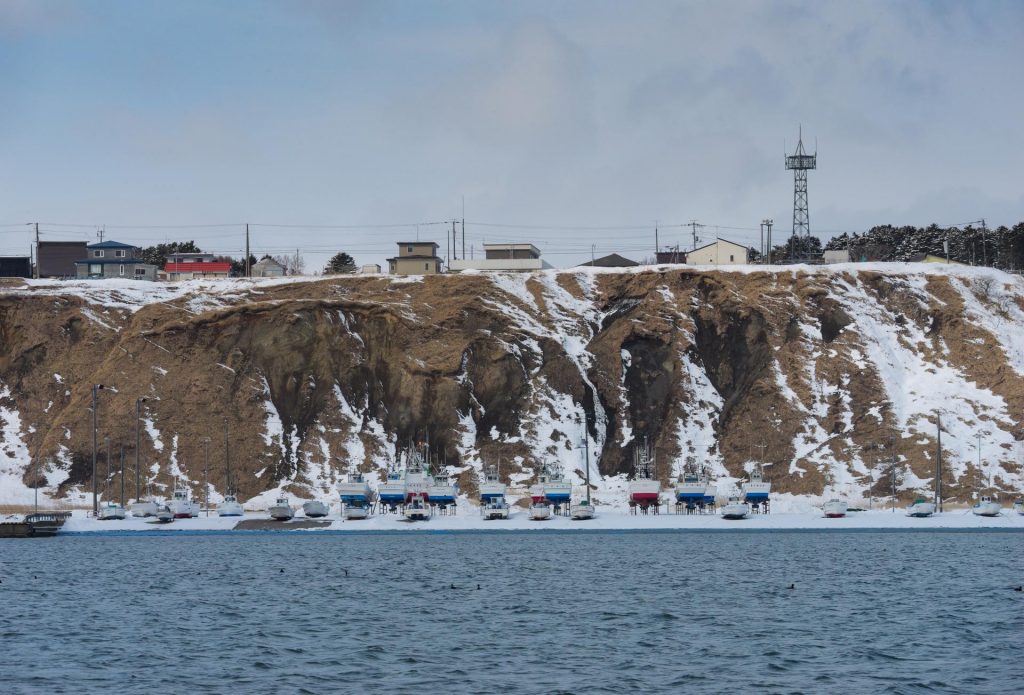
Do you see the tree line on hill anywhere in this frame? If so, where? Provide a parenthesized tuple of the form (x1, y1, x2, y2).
(824, 222, 1024, 269)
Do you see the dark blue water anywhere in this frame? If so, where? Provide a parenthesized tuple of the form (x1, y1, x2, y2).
(1, 530, 1021, 694)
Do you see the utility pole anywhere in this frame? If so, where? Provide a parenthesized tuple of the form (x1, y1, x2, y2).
(203, 438, 210, 517)
(766, 219, 773, 264)
(245, 224, 251, 277)
(105, 435, 111, 504)
(224, 417, 231, 494)
(135, 397, 145, 503)
(452, 220, 458, 261)
(688, 221, 702, 251)
(120, 447, 125, 508)
(34, 222, 39, 279)
(935, 412, 943, 513)
(461, 196, 466, 262)
(980, 219, 987, 267)
(654, 223, 659, 258)
(91, 384, 104, 516)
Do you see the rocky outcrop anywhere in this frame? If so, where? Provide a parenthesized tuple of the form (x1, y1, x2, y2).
(1, 266, 1022, 506)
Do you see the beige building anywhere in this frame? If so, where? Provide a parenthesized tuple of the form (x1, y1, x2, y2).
(387, 242, 442, 275)
(687, 238, 749, 266)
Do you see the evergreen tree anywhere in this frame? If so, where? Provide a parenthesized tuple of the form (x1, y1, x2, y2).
(323, 252, 357, 275)
(140, 241, 202, 267)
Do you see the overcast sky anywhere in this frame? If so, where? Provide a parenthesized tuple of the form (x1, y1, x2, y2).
(1, 0, 1021, 270)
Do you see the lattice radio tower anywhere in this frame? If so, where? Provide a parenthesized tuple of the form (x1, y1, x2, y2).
(785, 126, 817, 259)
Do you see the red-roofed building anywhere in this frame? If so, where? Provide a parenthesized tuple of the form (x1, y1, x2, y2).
(163, 255, 232, 281)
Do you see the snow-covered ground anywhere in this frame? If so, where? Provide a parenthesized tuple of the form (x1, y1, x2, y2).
(50, 503, 1024, 534)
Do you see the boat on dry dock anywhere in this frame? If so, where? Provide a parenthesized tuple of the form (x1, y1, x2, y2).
(97, 501, 127, 520)
(540, 464, 572, 513)
(338, 468, 374, 518)
(628, 443, 661, 513)
(168, 482, 198, 519)
(302, 500, 330, 518)
(720, 496, 750, 520)
(741, 465, 771, 511)
(823, 499, 848, 518)
(404, 496, 431, 521)
(269, 497, 295, 521)
(217, 492, 244, 517)
(377, 462, 406, 512)
(529, 501, 552, 520)
(906, 498, 936, 517)
(427, 470, 458, 512)
(479, 464, 506, 504)
(971, 496, 1001, 517)
(482, 496, 510, 520)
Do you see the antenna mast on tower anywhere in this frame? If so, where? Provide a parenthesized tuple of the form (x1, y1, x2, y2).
(785, 126, 817, 260)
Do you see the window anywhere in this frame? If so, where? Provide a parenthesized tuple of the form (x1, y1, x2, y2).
(119, 264, 125, 276)
(115, 249, 126, 258)
(729, 254, 734, 262)
(93, 250, 104, 258)
(425, 263, 429, 270)
(88, 263, 102, 275)
(134, 268, 146, 277)
(407, 246, 413, 253)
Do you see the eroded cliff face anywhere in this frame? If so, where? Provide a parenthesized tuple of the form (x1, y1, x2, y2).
(1, 265, 1022, 507)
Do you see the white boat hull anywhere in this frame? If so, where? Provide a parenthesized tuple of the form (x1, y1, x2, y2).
(217, 500, 244, 517)
(155, 508, 173, 523)
(130, 500, 160, 517)
(303, 501, 330, 518)
(905, 502, 936, 518)
(343, 505, 369, 520)
(98, 504, 127, 520)
(720, 502, 750, 520)
(823, 500, 848, 518)
(1014, 502, 1024, 515)
(269, 505, 294, 521)
(972, 502, 1001, 517)
(404, 506, 431, 521)
(570, 504, 595, 520)
(529, 504, 552, 521)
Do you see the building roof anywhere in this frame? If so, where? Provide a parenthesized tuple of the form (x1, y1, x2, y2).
(690, 237, 749, 253)
(395, 241, 440, 248)
(164, 262, 232, 273)
(75, 258, 151, 265)
(387, 255, 442, 261)
(577, 253, 638, 267)
(253, 257, 285, 267)
(87, 240, 137, 249)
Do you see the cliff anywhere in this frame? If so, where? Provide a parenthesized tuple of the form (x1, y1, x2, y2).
(1, 265, 1022, 508)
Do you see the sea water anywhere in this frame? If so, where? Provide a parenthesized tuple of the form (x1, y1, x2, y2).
(0, 530, 1020, 694)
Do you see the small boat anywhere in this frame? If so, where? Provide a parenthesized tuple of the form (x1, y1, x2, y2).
(905, 498, 936, 518)
(337, 468, 374, 511)
(528, 501, 552, 520)
(675, 466, 707, 506)
(823, 498, 848, 518)
(130, 499, 160, 517)
(217, 492, 244, 517)
(377, 462, 406, 511)
(479, 464, 506, 504)
(1013, 498, 1024, 515)
(481, 496, 510, 520)
(97, 501, 127, 520)
(720, 496, 750, 520)
(570, 501, 595, 520)
(628, 443, 661, 511)
(168, 481, 198, 519)
(269, 497, 295, 521)
(302, 500, 330, 518)
(427, 471, 458, 510)
(742, 465, 771, 507)
(155, 505, 174, 523)
(343, 499, 370, 520)
(404, 497, 431, 521)
(404, 449, 430, 504)
(971, 496, 1001, 517)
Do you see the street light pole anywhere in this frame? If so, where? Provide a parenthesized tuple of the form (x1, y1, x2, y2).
(203, 437, 210, 516)
(135, 397, 146, 503)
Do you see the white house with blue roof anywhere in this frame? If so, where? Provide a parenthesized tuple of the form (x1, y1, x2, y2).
(74, 241, 158, 281)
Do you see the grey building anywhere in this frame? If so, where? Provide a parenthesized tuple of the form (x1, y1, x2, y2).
(75, 241, 157, 281)
(37, 241, 88, 278)
(0, 256, 31, 278)
(252, 257, 286, 277)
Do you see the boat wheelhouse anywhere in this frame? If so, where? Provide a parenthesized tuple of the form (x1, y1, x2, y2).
(378, 462, 407, 510)
(337, 469, 373, 506)
(404, 450, 430, 504)
(479, 464, 506, 503)
(427, 471, 458, 508)
(542, 464, 572, 508)
(741, 465, 771, 508)
(168, 482, 197, 519)
(971, 495, 1001, 517)
(217, 493, 244, 517)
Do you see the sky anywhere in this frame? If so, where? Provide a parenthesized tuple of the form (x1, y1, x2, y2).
(1, 0, 1022, 270)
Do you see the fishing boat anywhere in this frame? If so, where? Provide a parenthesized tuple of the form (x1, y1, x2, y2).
(481, 496, 510, 520)
(905, 498, 936, 518)
(377, 461, 406, 511)
(427, 470, 458, 510)
(628, 443, 661, 511)
(303, 500, 329, 518)
(529, 501, 552, 520)
(344, 499, 370, 520)
(1013, 498, 1024, 515)
(823, 498, 848, 518)
(97, 501, 127, 520)
(269, 497, 295, 521)
(971, 495, 1001, 517)
(217, 492, 244, 517)
(337, 468, 374, 510)
(130, 499, 160, 517)
(675, 466, 707, 507)
(168, 482, 198, 519)
(155, 505, 173, 523)
(404, 449, 430, 505)
(404, 496, 431, 521)
(741, 465, 771, 508)
(720, 495, 750, 520)
(702, 482, 717, 509)
(479, 464, 506, 503)
(542, 464, 572, 510)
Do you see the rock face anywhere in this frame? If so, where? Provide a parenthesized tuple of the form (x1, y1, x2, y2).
(1, 266, 1023, 507)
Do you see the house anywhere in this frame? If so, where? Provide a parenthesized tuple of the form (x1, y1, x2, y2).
(74, 241, 157, 281)
(686, 238, 749, 265)
(163, 252, 232, 280)
(822, 249, 851, 263)
(360, 264, 382, 274)
(449, 243, 553, 272)
(655, 249, 687, 264)
(577, 253, 638, 268)
(387, 242, 443, 275)
(907, 253, 966, 265)
(252, 257, 286, 277)
(0, 256, 31, 278)
(37, 241, 88, 278)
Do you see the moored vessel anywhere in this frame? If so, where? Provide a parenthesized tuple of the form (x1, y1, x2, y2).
(823, 498, 848, 518)
(971, 495, 1001, 517)
(628, 443, 661, 513)
(479, 464, 506, 503)
(542, 464, 572, 512)
(130, 500, 160, 517)
(168, 482, 197, 519)
(741, 465, 771, 510)
(377, 462, 406, 512)
(905, 498, 936, 517)
(337, 468, 374, 509)
(217, 493, 244, 517)
(675, 466, 707, 509)
(269, 497, 295, 521)
(343, 500, 370, 520)
(97, 501, 127, 520)
(481, 496, 510, 520)
(427, 470, 458, 512)
(529, 501, 552, 520)
(404, 496, 431, 521)
(720, 496, 750, 520)
(302, 500, 330, 518)
(155, 505, 173, 523)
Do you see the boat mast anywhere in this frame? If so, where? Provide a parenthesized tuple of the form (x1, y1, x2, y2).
(935, 412, 943, 512)
(582, 429, 591, 505)
(224, 417, 231, 495)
